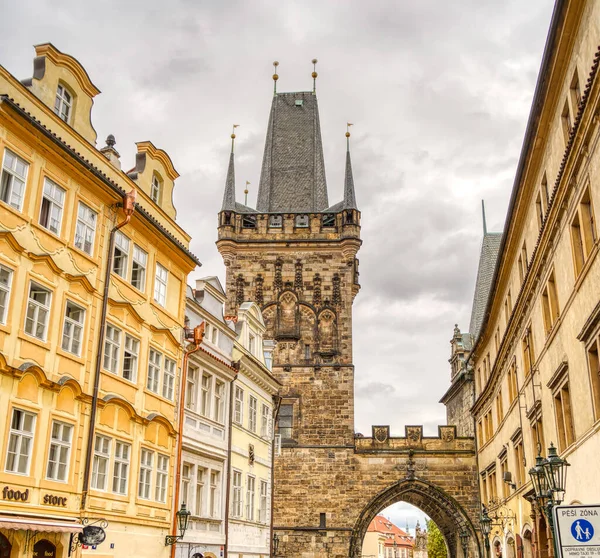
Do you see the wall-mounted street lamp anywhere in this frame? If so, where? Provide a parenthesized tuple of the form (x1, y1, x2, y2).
(165, 503, 191, 546)
(480, 506, 492, 558)
(528, 443, 569, 558)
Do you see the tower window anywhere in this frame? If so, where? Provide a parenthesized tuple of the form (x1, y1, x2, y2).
(295, 214, 309, 228)
(54, 84, 73, 123)
(242, 215, 257, 229)
(295, 100, 304, 106)
(345, 210, 354, 224)
(322, 213, 335, 228)
(269, 215, 282, 228)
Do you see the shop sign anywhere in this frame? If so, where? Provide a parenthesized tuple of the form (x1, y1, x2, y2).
(42, 493, 67, 506)
(2, 486, 29, 502)
(80, 525, 106, 546)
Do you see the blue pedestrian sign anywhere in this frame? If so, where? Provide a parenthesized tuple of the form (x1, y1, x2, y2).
(572, 519, 595, 542)
(555, 505, 600, 558)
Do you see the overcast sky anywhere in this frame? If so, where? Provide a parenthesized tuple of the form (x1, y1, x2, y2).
(2, 0, 553, 441)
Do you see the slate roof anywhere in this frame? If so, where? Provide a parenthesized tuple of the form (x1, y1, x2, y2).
(469, 233, 502, 341)
(256, 91, 329, 212)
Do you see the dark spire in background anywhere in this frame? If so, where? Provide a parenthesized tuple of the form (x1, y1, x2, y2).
(221, 125, 239, 211)
(343, 123, 358, 210)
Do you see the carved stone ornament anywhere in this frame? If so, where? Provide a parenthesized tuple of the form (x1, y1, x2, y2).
(313, 273, 322, 306)
(332, 273, 341, 306)
(235, 274, 245, 306)
(440, 426, 456, 442)
(294, 260, 303, 291)
(254, 274, 264, 306)
(274, 258, 283, 291)
(406, 426, 423, 444)
(372, 425, 390, 443)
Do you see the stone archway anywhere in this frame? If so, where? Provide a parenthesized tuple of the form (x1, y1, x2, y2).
(349, 479, 482, 558)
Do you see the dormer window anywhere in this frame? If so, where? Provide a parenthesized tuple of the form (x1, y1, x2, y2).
(54, 84, 73, 123)
(242, 215, 257, 229)
(151, 174, 162, 204)
(295, 214, 309, 228)
(322, 213, 335, 228)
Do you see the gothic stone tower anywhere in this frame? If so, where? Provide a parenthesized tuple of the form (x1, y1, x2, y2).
(217, 78, 480, 558)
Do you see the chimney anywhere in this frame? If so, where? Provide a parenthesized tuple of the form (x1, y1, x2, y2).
(100, 134, 121, 169)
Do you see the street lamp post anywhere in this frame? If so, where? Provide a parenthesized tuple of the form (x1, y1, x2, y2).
(480, 507, 492, 558)
(528, 443, 569, 558)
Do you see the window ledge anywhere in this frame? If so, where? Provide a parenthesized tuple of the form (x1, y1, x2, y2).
(56, 346, 86, 366)
(143, 387, 176, 406)
(102, 369, 139, 390)
(18, 329, 51, 351)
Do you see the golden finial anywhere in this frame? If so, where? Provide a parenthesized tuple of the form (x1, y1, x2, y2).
(312, 59, 318, 93)
(273, 61, 279, 94)
(231, 124, 239, 152)
(346, 123, 353, 150)
(244, 181, 250, 205)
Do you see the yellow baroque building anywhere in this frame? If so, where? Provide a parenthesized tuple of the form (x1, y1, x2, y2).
(0, 44, 199, 558)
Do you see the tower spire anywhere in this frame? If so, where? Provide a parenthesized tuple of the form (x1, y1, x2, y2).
(221, 126, 239, 211)
(343, 123, 358, 210)
(482, 199, 487, 235)
(312, 59, 318, 93)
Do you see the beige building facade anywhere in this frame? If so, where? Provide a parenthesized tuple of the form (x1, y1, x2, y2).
(0, 44, 199, 558)
(447, 1, 600, 557)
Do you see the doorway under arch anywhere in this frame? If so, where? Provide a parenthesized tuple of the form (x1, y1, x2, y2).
(0, 533, 11, 558)
(349, 478, 482, 558)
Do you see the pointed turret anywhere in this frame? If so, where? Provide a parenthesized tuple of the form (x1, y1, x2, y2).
(343, 125, 358, 210)
(221, 127, 238, 211)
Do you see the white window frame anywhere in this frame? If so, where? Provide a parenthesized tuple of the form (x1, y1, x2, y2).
(5, 408, 36, 475)
(112, 441, 130, 495)
(54, 84, 73, 123)
(151, 174, 161, 204)
(248, 396, 257, 432)
(0, 264, 14, 325)
(261, 404, 270, 438)
(259, 479, 268, 523)
(162, 358, 176, 400)
(61, 300, 85, 356)
(0, 149, 28, 211)
(201, 372, 212, 417)
(195, 466, 206, 516)
(209, 469, 219, 517)
(113, 231, 130, 279)
(186, 366, 198, 411)
(131, 245, 148, 291)
(232, 469, 243, 518)
(39, 177, 66, 236)
(147, 349, 162, 393)
(46, 420, 73, 482)
(234, 386, 244, 424)
(74, 202, 97, 255)
(181, 463, 192, 506)
(24, 282, 52, 341)
(138, 448, 154, 500)
(214, 379, 225, 423)
(211, 326, 218, 345)
(154, 263, 168, 306)
(246, 474, 256, 521)
(103, 324, 121, 374)
(122, 334, 140, 383)
(155, 454, 169, 502)
(91, 435, 111, 490)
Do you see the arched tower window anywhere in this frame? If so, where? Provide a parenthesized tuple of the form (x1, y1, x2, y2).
(54, 83, 74, 123)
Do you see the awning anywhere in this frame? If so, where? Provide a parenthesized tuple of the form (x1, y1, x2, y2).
(0, 517, 83, 533)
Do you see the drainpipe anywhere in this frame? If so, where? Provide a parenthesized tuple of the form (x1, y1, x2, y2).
(170, 323, 206, 558)
(224, 362, 240, 558)
(270, 395, 282, 557)
(81, 190, 136, 510)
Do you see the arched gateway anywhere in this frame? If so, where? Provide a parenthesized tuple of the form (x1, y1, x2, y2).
(217, 74, 480, 557)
